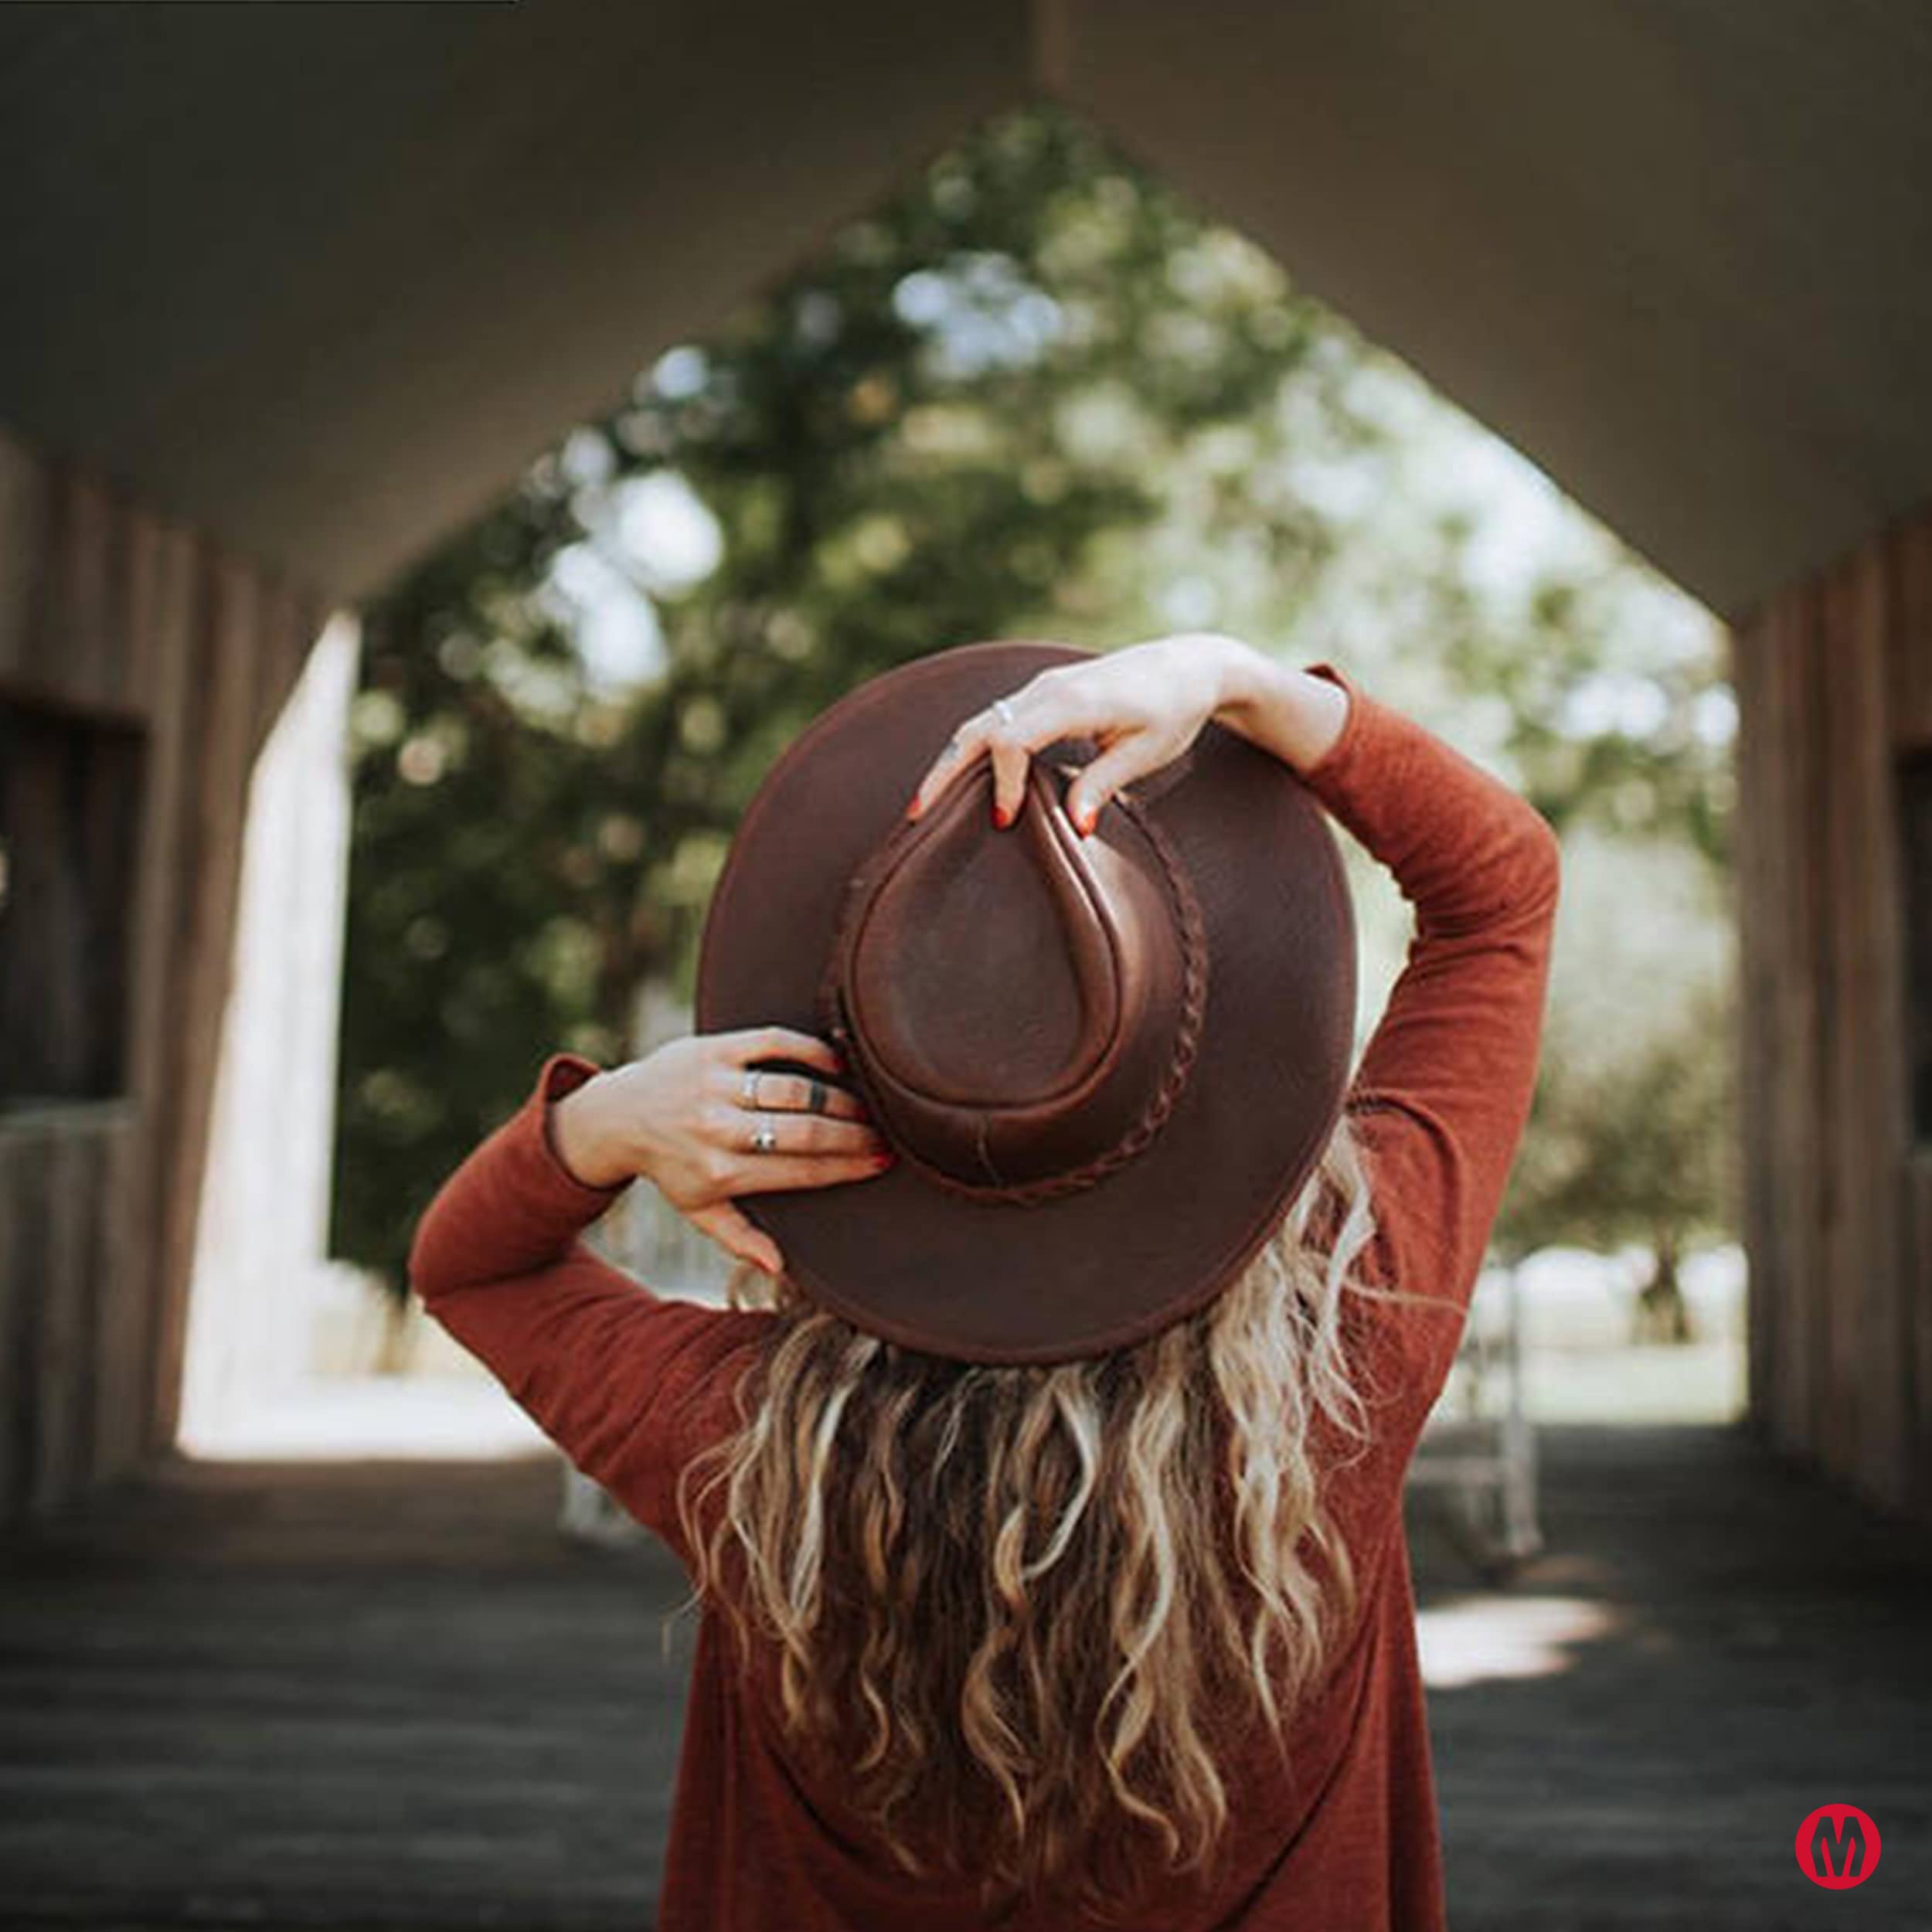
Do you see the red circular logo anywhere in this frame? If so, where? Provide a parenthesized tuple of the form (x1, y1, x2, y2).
(1795, 1804, 1880, 1889)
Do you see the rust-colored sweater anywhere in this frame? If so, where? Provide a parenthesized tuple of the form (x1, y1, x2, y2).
(409, 660, 1561, 1931)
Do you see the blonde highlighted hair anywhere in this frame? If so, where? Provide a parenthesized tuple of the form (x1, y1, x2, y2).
(678, 1109, 1397, 1920)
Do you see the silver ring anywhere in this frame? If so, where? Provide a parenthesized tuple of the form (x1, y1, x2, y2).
(750, 1116, 777, 1154)
(993, 696, 1017, 725)
(740, 1066, 761, 1106)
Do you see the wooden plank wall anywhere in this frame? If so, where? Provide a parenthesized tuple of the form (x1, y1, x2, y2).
(0, 427, 329, 1523)
(1733, 495, 1932, 1519)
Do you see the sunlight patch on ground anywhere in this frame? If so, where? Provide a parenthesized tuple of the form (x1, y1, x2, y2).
(1417, 1594, 1618, 1689)
(176, 1376, 550, 1461)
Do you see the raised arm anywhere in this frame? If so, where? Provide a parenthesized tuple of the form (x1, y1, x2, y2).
(904, 634, 1557, 1389)
(407, 1019, 886, 1555)
(406, 1051, 767, 1556)
(1216, 651, 1562, 1407)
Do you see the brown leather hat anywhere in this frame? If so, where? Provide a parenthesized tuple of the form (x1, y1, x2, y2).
(694, 639, 1357, 1363)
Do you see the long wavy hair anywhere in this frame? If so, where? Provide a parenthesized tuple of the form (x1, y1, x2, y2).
(677, 1108, 1403, 1921)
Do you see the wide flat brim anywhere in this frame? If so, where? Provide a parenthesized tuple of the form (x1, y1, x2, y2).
(693, 640, 1357, 1363)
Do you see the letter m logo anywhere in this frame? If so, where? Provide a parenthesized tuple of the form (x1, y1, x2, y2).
(1799, 1805, 1880, 1889)
(1809, 1811, 1865, 1879)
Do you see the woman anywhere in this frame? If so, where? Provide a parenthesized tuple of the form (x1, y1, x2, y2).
(408, 631, 1560, 1930)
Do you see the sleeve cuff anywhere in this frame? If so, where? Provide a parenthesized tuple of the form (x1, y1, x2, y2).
(534, 1050, 634, 1203)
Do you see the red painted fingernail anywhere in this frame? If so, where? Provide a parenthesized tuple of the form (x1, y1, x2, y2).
(993, 802, 1012, 828)
(905, 791, 923, 821)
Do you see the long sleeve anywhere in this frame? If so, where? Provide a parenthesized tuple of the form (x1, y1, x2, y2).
(406, 1050, 768, 1560)
(1294, 660, 1561, 1435)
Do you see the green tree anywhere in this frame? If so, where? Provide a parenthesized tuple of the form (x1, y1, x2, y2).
(332, 105, 1387, 1288)
(332, 100, 1736, 1310)
(1492, 828, 1738, 1336)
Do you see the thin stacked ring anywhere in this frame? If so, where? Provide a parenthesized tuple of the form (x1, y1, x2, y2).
(740, 1062, 835, 1151)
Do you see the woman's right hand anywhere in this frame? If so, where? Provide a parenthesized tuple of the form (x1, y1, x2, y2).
(903, 631, 1261, 835)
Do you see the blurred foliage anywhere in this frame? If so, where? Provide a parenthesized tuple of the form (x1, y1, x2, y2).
(332, 101, 1736, 1306)
(1492, 830, 1737, 1335)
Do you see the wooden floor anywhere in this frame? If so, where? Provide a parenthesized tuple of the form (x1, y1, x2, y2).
(1, 1425, 1926, 1930)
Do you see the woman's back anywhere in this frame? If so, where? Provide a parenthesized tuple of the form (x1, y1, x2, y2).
(648, 1294, 1444, 1931)
(409, 657, 1561, 1930)
(657, 1513, 1421, 1930)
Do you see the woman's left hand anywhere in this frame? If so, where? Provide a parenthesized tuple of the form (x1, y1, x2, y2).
(549, 1026, 893, 1276)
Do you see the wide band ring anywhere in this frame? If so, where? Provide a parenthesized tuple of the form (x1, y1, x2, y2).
(740, 1066, 761, 1106)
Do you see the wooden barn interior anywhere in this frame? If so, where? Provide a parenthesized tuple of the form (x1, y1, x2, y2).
(1, 0, 1929, 1532)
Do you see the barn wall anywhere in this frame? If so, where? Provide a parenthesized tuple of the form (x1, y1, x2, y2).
(1733, 494, 1932, 1519)
(0, 425, 329, 1523)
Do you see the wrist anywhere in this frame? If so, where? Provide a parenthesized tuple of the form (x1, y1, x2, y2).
(546, 1074, 635, 1191)
(1213, 645, 1349, 773)
(1207, 634, 1272, 719)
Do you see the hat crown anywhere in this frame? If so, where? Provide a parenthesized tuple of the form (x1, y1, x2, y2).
(818, 753, 1208, 1202)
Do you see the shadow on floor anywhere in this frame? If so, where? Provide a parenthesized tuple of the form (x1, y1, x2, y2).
(1, 1426, 1926, 1929)
(1405, 1426, 1929, 1930)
